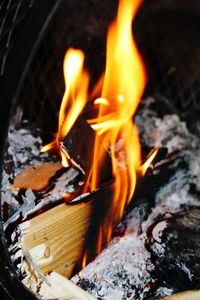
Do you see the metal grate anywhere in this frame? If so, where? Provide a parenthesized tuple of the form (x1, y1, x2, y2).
(134, 6, 200, 136)
(14, 0, 200, 137)
(18, 0, 117, 135)
(0, 0, 34, 77)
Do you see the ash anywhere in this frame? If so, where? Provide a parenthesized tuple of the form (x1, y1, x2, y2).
(1, 121, 48, 221)
(72, 98, 200, 299)
(73, 232, 153, 300)
(1, 111, 79, 225)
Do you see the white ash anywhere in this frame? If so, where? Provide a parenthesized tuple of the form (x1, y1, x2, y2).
(2, 123, 49, 218)
(72, 102, 200, 300)
(19, 168, 79, 220)
(142, 171, 200, 233)
(156, 287, 174, 298)
(135, 97, 199, 154)
(46, 168, 79, 196)
(4, 189, 36, 229)
(72, 233, 154, 300)
(6, 125, 49, 176)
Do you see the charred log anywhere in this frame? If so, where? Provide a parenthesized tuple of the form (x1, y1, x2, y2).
(147, 209, 200, 296)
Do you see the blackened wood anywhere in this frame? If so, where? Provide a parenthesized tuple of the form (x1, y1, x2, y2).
(60, 116, 112, 184)
(148, 209, 200, 296)
(127, 151, 188, 218)
(60, 117, 95, 175)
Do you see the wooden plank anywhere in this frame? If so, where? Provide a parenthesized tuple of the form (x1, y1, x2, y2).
(19, 201, 92, 278)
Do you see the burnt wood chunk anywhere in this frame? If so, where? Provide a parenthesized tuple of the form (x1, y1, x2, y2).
(60, 116, 112, 183)
(148, 209, 200, 295)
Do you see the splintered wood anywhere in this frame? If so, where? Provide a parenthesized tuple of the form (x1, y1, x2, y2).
(39, 272, 96, 300)
(19, 202, 92, 278)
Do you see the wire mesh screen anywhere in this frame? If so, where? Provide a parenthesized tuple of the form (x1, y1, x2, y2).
(15, 0, 200, 137)
(134, 5, 200, 135)
(18, 0, 117, 136)
(0, 0, 34, 78)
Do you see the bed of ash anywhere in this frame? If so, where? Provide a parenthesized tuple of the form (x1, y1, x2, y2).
(2, 97, 200, 300)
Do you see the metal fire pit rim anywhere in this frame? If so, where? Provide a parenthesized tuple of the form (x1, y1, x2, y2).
(0, 0, 63, 299)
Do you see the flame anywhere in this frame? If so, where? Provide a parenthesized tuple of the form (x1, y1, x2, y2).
(42, 0, 157, 264)
(41, 48, 89, 165)
(87, 0, 146, 228)
(140, 148, 158, 176)
(81, 252, 87, 269)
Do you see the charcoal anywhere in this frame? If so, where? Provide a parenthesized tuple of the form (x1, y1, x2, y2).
(60, 116, 112, 182)
(147, 209, 200, 297)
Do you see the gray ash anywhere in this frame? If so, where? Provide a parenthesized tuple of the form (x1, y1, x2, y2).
(148, 210, 200, 297)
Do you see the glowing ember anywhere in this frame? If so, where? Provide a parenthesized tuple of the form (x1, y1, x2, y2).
(42, 0, 157, 260)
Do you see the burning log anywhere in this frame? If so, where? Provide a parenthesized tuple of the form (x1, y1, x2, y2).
(13, 168, 114, 281)
(60, 116, 112, 183)
(69, 109, 200, 299)
(3, 0, 200, 298)
(148, 209, 200, 296)
(40, 0, 149, 272)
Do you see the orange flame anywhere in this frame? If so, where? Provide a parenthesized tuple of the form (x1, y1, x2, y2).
(87, 0, 146, 225)
(42, 0, 157, 263)
(81, 252, 87, 270)
(140, 148, 158, 176)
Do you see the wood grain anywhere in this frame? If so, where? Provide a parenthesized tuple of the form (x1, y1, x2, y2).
(13, 162, 63, 191)
(19, 201, 92, 278)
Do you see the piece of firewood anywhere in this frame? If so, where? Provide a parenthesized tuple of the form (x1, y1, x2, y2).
(13, 162, 63, 191)
(39, 271, 96, 300)
(162, 290, 200, 300)
(19, 201, 92, 278)
(60, 116, 112, 183)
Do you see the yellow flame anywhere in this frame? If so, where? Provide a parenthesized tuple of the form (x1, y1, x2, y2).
(42, 48, 89, 166)
(82, 253, 87, 269)
(88, 0, 146, 224)
(59, 48, 89, 138)
(94, 98, 109, 106)
(140, 148, 158, 176)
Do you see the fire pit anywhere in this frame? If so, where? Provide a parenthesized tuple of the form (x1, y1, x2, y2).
(1, 0, 200, 299)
